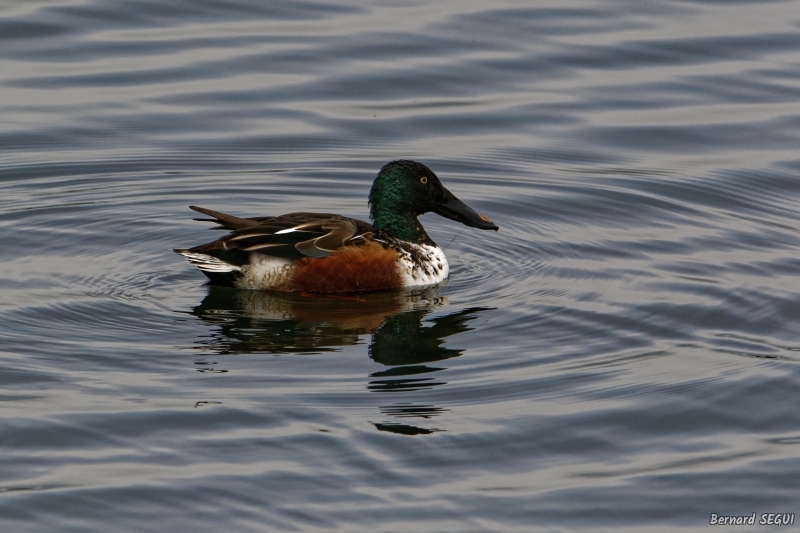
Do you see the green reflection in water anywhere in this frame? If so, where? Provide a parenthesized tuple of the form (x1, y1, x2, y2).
(188, 286, 492, 434)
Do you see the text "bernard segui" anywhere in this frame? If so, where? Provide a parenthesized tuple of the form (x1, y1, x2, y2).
(710, 513, 794, 526)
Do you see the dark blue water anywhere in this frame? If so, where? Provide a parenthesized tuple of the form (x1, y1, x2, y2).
(2, 0, 800, 531)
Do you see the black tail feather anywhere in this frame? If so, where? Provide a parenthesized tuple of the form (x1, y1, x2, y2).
(189, 206, 261, 231)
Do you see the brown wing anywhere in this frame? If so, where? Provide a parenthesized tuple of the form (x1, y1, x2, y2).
(180, 207, 377, 264)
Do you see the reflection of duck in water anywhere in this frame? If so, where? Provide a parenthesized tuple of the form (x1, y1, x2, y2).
(367, 305, 491, 436)
(189, 286, 492, 435)
(191, 286, 489, 359)
(175, 160, 498, 293)
(191, 286, 448, 354)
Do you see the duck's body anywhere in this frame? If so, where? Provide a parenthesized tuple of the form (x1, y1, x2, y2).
(176, 209, 450, 292)
(175, 160, 497, 293)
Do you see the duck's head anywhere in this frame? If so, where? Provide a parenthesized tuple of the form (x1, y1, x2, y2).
(369, 160, 498, 242)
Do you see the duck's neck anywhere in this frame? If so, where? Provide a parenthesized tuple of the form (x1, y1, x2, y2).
(371, 209, 434, 245)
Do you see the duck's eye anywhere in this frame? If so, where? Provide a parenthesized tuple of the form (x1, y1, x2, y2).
(420, 176, 428, 185)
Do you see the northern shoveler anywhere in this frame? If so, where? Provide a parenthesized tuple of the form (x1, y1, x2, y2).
(174, 160, 498, 293)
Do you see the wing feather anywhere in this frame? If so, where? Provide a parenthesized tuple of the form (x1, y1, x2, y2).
(180, 208, 376, 262)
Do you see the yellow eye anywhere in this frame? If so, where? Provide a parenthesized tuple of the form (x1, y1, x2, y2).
(420, 176, 428, 184)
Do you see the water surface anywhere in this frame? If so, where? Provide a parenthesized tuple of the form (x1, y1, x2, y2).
(2, 0, 800, 531)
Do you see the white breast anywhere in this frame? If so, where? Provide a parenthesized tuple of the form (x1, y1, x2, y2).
(396, 243, 450, 288)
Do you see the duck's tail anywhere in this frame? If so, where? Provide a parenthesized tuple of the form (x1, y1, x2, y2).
(188, 205, 261, 231)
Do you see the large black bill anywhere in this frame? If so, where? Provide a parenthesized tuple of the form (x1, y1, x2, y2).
(433, 189, 499, 231)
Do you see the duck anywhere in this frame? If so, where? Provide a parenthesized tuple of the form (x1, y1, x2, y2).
(174, 160, 498, 293)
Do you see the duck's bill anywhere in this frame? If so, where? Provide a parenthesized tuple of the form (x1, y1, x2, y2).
(434, 189, 499, 231)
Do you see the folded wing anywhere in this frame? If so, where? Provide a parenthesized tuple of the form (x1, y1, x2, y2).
(176, 206, 376, 264)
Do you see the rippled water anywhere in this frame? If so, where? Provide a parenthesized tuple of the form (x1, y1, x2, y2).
(2, 0, 800, 531)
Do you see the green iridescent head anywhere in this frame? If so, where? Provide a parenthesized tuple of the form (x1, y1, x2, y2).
(368, 160, 498, 243)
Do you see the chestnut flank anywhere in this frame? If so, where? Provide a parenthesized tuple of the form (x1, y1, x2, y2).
(292, 244, 402, 293)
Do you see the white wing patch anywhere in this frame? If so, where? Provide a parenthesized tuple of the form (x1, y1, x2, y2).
(176, 251, 240, 273)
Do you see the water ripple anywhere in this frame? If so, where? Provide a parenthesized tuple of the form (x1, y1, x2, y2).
(2, 0, 800, 531)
